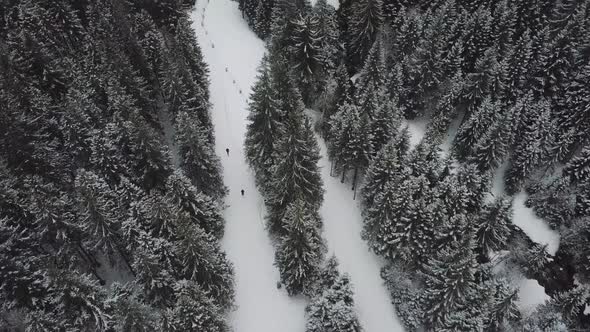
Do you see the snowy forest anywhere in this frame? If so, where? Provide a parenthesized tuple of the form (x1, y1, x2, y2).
(0, 0, 235, 330)
(241, 0, 590, 331)
(2, 0, 590, 331)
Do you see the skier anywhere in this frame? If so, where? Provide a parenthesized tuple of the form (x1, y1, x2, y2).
(241, 189, 244, 196)
(226, 148, 229, 156)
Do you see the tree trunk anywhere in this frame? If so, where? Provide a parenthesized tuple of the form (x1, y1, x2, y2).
(341, 167, 347, 183)
(352, 167, 359, 200)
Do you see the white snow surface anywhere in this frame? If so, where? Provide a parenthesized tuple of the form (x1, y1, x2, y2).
(314, 133, 406, 332)
(192, 1, 306, 332)
(511, 192, 560, 255)
(516, 278, 550, 314)
(311, 0, 340, 9)
(490, 164, 560, 255)
(405, 118, 428, 149)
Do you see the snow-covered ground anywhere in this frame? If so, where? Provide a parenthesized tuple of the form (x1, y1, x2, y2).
(314, 134, 406, 332)
(311, 0, 340, 9)
(512, 192, 560, 255)
(517, 278, 550, 314)
(490, 164, 560, 255)
(405, 118, 428, 149)
(192, 1, 306, 331)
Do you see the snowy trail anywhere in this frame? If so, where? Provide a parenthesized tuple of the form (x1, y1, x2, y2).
(312, 131, 405, 331)
(191, 1, 306, 332)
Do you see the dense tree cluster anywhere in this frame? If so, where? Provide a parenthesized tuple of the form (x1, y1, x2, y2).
(253, 0, 590, 330)
(244, 1, 363, 329)
(0, 0, 233, 330)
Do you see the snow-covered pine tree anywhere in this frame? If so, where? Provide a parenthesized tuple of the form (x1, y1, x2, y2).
(245, 55, 283, 183)
(328, 102, 374, 188)
(468, 103, 514, 172)
(173, 215, 234, 309)
(355, 37, 386, 98)
(549, 285, 589, 327)
(320, 63, 352, 139)
(163, 280, 229, 332)
(361, 135, 406, 209)
(50, 270, 112, 328)
(459, 49, 500, 116)
(454, 98, 499, 161)
(369, 88, 402, 155)
(107, 282, 163, 331)
(420, 236, 484, 330)
(275, 199, 324, 296)
(564, 146, 590, 185)
(377, 175, 436, 266)
(75, 170, 124, 260)
(165, 171, 225, 239)
(306, 273, 362, 332)
(487, 280, 521, 331)
(520, 301, 568, 331)
(175, 111, 226, 200)
(476, 196, 513, 258)
(504, 98, 552, 194)
(253, 0, 274, 38)
(267, 107, 323, 234)
(364, 180, 403, 253)
(313, 0, 340, 72)
(132, 235, 177, 307)
(345, 0, 384, 70)
(289, 14, 323, 104)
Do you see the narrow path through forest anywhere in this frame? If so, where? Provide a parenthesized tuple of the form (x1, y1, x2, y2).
(193, 0, 405, 331)
(191, 1, 306, 332)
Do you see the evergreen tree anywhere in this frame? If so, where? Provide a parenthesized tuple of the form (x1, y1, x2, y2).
(549, 285, 589, 327)
(345, 0, 384, 69)
(165, 171, 225, 239)
(275, 200, 324, 295)
(420, 236, 483, 330)
(175, 111, 226, 199)
(267, 109, 323, 233)
(469, 104, 514, 172)
(306, 273, 363, 332)
(313, 0, 340, 72)
(173, 217, 234, 309)
(487, 280, 521, 331)
(163, 280, 229, 332)
(454, 98, 499, 161)
(361, 136, 406, 209)
(476, 196, 513, 257)
(108, 283, 163, 332)
(377, 176, 436, 265)
(289, 14, 324, 104)
(564, 146, 590, 184)
(245, 56, 283, 182)
(504, 99, 552, 194)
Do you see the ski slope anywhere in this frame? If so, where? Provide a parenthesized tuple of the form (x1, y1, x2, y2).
(191, 1, 306, 332)
(312, 130, 406, 332)
(192, 1, 404, 331)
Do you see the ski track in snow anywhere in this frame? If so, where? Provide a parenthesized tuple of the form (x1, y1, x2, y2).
(192, 1, 306, 331)
(314, 134, 406, 332)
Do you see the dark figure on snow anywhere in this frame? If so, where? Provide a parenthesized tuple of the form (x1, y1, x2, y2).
(241, 189, 244, 196)
(226, 148, 229, 156)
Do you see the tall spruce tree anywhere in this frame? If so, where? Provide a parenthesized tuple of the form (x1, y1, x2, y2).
(275, 199, 324, 296)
